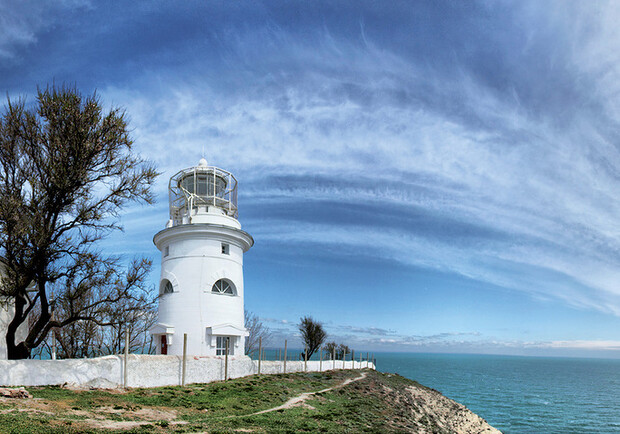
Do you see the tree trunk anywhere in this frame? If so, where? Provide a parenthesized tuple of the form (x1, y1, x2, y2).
(8, 342, 31, 359)
(6, 333, 30, 359)
(6, 296, 31, 360)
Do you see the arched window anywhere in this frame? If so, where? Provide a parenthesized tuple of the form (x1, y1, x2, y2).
(211, 279, 236, 295)
(161, 279, 174, 295)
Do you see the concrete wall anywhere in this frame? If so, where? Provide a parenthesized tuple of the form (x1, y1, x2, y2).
(0, 302, 29, 360)
(0, 354, 375, 388)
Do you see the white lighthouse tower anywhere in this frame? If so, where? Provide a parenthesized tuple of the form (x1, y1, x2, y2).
(149, 159, 253, 356)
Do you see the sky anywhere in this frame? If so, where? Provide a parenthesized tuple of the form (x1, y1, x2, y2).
(1, 0, 620, 358)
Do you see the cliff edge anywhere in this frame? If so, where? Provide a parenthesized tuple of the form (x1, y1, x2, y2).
(364, 371, 500, 433)
(0, 368, 500, 433)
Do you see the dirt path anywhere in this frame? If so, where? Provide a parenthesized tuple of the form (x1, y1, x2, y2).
(249, 371, 368, 416)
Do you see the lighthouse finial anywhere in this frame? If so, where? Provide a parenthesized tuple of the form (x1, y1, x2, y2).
(200, 144, 208, 167)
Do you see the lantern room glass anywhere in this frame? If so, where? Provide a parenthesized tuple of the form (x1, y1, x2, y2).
(168, 164, 239, 223)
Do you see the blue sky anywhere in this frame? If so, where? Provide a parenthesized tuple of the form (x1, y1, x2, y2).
(2, 0, 620, 357)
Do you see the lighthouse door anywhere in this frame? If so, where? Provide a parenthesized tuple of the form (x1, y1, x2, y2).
(160, 335, 168, 355)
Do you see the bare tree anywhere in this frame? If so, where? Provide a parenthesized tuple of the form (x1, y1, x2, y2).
(298, 316, 327, 359)
(31, 285, 157, 360)
(244, 309, 270, 356)
(0, 85, 158, 359)
(50, 263, 158, 359)
(323, 341, 350, 360)
(337, 343, 351, 359)
(324, 341, 338, 359)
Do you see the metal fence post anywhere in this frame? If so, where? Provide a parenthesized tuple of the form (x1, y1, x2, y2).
(182, 333, 187, 386)
(319, 348, 322, 372)
(304, 346, 308, 372)
(352, 349, 355, 369)
(283, 340, 287, 373)
(367, 352, 369, 369)
(333, 348, 336, 370)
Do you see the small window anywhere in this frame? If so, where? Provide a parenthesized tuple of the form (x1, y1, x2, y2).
(216, 336, 234, 356)
(164, 246, 170, 257)
(221, 243, 229, 255)
(162, 280, 174, 294)
(212, 279, 235, 295)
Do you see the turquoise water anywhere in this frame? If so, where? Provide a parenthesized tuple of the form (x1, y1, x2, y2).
(375, 352, 620, 433)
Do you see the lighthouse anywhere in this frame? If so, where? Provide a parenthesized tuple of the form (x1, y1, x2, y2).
(149, 159, 253, 356)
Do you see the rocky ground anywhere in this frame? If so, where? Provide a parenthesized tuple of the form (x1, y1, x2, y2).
(365, 373, 500, 433)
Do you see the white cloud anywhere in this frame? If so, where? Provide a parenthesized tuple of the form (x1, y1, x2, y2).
(0, 4, 41, 59)
(543, 340, 620, 351)
(0, 1, 92, 60)
(98, 3, 620, 317)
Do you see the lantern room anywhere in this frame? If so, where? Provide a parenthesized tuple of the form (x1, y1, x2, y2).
(168, 158, 239, 226)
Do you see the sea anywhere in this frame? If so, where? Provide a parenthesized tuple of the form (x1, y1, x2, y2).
(254, 349, 620, 432)
(375, 352, 620, 433)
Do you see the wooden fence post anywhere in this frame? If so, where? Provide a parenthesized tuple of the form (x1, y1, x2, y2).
(224, 337, 229, 381)
(182, 333, 187, 386)
(51, 329, 57, 360)
(50, 303, 57, 360)
(258, 337, 262, 375)
(124, 330, 129, 388)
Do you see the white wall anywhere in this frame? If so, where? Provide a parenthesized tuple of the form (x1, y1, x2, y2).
(0, 302, 29, 360)
(0, 354, 375, 388)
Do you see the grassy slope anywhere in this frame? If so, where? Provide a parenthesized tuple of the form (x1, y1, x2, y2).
(0, 369, 458, 433)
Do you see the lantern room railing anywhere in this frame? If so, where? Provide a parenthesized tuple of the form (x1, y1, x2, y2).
(169, 165, 238, 224)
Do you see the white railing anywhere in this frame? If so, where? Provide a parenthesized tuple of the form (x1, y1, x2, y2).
(169, 165, 239, 223)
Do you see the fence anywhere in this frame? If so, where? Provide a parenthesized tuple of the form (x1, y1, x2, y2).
(249, 338, 377, 375)
(0, 335, 376, 388)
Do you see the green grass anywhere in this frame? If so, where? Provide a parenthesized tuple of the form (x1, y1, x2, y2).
(0, 369, 447, 433)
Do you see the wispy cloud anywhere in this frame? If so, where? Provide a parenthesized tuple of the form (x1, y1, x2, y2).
(541, 340, 620, 351)
(0, 2, 92, 61)
(0, 4, 45, 60)
(3, 1, 620, 354)
(256, 317, 488, 351)
(94, 3, 620, 320)
(261, 318, 292, 325)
